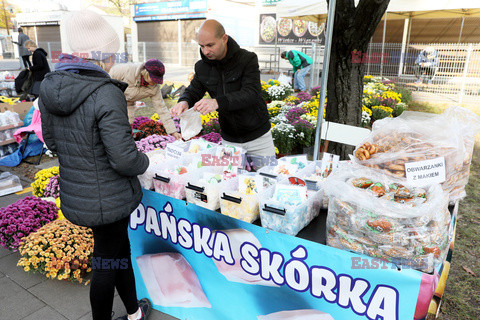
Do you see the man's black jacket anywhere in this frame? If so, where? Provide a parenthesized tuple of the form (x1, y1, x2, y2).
(178, 37, 270, 143)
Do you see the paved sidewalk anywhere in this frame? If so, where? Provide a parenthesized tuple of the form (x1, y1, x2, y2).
(0, 244, 178, 320)
(0, 166, 178, 320)
(0, 59, 23, 72)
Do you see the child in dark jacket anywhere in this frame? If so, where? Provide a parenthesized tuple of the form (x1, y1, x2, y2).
(24, 40, 50, 97)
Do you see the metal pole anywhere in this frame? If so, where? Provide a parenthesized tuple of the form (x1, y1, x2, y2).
(313, 0, 336, 161)
(403, 16, 412, 74)
(178, 19, 182, 65)
(380, 12, 387, 78)
(274, 17, 279, 75)
(310, 42, 316, 89)
(458, 16, 465, 44)
(143, 42, 146, 62)
(398, 18, 409, 78)
(459, 43, 472, 104)
(367, 37, 372, 75)
(47, 42, 51, 67)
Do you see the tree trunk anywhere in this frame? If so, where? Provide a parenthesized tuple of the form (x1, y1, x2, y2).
(325, 0, 390, 159)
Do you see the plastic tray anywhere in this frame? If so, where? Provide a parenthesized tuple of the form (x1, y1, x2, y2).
(185, 167, 237, 211)
(219, 171, 260, 223)
(152, 158, 191, 199)
(258, 178, 323, 236)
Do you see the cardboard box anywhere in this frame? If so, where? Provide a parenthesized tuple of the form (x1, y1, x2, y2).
(0, 102, 34, 119)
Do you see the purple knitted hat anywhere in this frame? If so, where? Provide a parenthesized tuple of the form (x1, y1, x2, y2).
(144, 59, 165, 84)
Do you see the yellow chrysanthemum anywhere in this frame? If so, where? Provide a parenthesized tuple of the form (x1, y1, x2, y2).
(200, 111, 219, 125)
(362, 105, 372, 116)
(31, 166, 59, 198)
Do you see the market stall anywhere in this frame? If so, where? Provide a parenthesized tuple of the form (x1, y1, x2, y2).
(0, 3, 476, 320)
(125, 103, 478, 320)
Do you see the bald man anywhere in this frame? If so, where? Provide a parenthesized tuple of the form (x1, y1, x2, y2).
(171, 20, 275, 162)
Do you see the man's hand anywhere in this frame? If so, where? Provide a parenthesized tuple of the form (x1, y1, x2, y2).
(172, 132, 183, 141)
(193, 98, 218, 115)
(170, 101, 188, 117)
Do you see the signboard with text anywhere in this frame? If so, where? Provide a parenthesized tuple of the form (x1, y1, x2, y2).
(259, 13, 325, 45)
(128, 190, 433, 320)
(133, 0, 208, 21)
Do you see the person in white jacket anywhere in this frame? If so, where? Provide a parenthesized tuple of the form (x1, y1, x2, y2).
(110, 59, 182, 140)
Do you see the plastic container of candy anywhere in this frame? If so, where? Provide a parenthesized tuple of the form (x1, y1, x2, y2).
(0, 172, 22, 196)
(185, 166, 238, 211)
(152, 158, 193, 199)
(219, 171, 263, 223)
(257, 155, 310, 180)
(258, 176, 323, 236)
(137, 149, 167, 190)
(297, 159, 341, 209)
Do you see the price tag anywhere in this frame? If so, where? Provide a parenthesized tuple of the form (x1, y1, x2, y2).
(165, 144, 184, 159)
(320, 152, 340, 178)
(405, 157, 446, 186)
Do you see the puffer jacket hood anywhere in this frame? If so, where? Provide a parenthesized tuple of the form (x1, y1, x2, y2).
(40, 71, 127, 116)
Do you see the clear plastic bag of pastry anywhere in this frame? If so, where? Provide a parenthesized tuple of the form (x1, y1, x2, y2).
(324, 162, 451, 273)
(352, 107, 480, 202)
(439, 106, 480, 201)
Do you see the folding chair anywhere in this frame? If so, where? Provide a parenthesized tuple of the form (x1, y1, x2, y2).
(19, 131, 46, 165)
(320, 121, 371, 151)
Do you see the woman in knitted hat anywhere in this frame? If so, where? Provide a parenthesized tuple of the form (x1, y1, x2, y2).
(110, 59, 182, 140)
(38, 10, 151, 320)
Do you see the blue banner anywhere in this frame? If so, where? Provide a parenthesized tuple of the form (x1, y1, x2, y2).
(129, 190, 424, 320)
(133, 0, 208, 21)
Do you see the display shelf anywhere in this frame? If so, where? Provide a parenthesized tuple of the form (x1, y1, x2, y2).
(0, 138, 16, 146)
(0, 121, 23, 132)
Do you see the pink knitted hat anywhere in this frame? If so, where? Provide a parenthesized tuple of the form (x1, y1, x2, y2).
(144, 59, 165, 84)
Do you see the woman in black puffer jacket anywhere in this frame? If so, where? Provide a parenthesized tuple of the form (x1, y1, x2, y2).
(24, 40, 50, 98)
(39, 10, 151, 320)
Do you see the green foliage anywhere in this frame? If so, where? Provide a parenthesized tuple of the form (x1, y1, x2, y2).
(392, 85, 413, 104)
(371, 106, 392, 121)
(393, 102, 407, 117)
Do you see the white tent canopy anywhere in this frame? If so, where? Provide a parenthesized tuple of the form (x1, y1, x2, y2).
(275, 0, 480, 160)
(277, 0, 480, 22)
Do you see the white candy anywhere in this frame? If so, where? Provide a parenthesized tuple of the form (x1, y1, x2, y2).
(136, 253, 211, 308)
